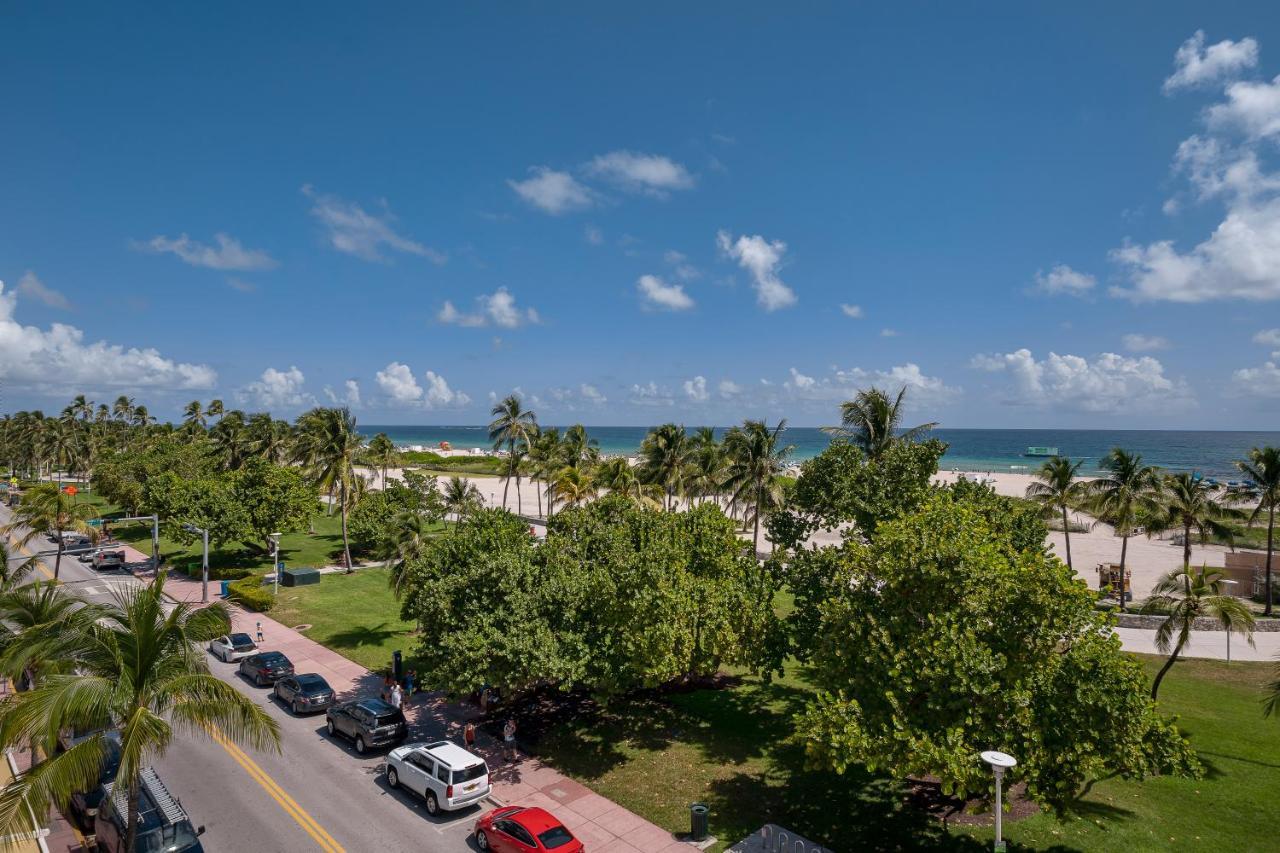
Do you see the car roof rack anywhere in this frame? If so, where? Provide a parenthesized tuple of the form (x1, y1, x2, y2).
(106, 767, 186, 827)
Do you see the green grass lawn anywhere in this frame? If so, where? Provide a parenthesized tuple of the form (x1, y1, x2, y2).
(271, 567, 417, 673)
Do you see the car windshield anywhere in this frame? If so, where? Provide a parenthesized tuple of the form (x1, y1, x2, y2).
(538, 826, 575, 849)
(373, 710, 405, 727)
(452, 762, 487, 783)
(136, 820, 201, 852)
(297, 675, 328, 693)
(261, 653, 288, 665)
(229, 633, 254, 648)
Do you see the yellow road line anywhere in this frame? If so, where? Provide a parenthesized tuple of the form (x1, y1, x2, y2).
(206, 725, 345, 853)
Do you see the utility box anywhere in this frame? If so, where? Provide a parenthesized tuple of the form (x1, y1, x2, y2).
(281, 567, 320, 587)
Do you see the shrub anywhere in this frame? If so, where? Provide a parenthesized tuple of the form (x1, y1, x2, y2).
(227, 575, 275, 612)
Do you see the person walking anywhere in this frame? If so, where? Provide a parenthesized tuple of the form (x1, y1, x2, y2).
(502, 718, 517, 763)
(255, 621, 264, 644)
(404, 669, 415, 697)
(389, 682, 403, 710)
(464, 721, 476, 750)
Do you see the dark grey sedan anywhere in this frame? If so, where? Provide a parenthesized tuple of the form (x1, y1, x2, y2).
(273, 673, 335, 714)
(237, 651, 294, 686)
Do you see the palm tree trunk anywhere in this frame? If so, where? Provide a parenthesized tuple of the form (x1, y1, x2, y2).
(535, 476, 543, 518)
(1183, 521, 1193, 571)
(1118, 534, 1129, 613)
(516, 473, 523, 515)
(502, 460, 513, 509)
(54, 538, 63, 581)
(1265, 505, 1275, 618)
(124, 773, 141, 853)
(1150, 639, 1184, 700)
(1061, 505, 1073, 572)
(752, 483, 762, 556)
(340, 480, 352, 573)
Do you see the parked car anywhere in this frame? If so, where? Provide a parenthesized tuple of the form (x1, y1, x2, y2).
(237, 651, 294, 686)
(208, 633, 259, 662)
(93, 766, 205, 853)
(273, 673, 335, 714)
(325, 698, 407, 754)
(91, 550, 127, 571)
(385, 739, 490, 815)
(475, 806, 582, 852)
(68, 735, 121, 828)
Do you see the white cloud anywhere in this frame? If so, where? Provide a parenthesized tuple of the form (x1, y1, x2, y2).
(376, 362, 468, 408)
(1172, 135, 1280, 202)
(16, 271, 69, 309)
(1164, 31, 1258, 93)
(718, 379, 741, 398)
(683, 376, 709, 402)
(787, 367, 815, 390)
(579, 383, 606, 404)
(1032, 264, 1097, 297)
(880, 328, 898, 337)
(323, 379, 362, 407)
(716, 230, 797, 311)
(1207, 74, 1280, 140)
(238, 366, 313, 409)
(664, 250, 700, 281)
(302, 185, 444, 263)
(508, 167, 594, 214)
(839, 303, 863, 319)
(1230, 360, 1280, 397)
(1253, 328, 1280, 346)
(137, 233, 277, 271)
(0, 280, 215, 393)
(830, 363, 961, 407)
(1122, 333, 1171, 352)
(226, 277, 256, 293)
(637, 274, 694, 311)
(629, 381, 674, 406)
(584, 225, 603, 245)
(586, 151, 694, 196)
(438, 288, 539, 328)
(971, 348, 1192, 413)
(423, 371, 469, 407)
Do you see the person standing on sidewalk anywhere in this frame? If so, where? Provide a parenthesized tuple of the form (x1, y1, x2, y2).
(503, 718, 517, 763)
(389, 682, 403, 710)
(255, 621, 264, 644)
(464, 721, 476, 750)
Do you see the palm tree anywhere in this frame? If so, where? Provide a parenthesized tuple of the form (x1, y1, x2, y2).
(1087, 448, 1164, 612)
(823, 386, 936, 460)
(723, 420, 794, 555)
(550, 467, 597, 509)
(379, 510, 438, 598)
(527, 427, 560, 518)
(111, 396, 135, 423)
(206, 398, 225, 423)
(1025, 456, 1089, 572)
(639, 423, 690, 511)
(210, 410, 251, 470)
(0, 543, 35, 593)
(246, 413, 293, 464)
(294, 407, 362, 570)
(3, 483, 99, 580)
(1236, 447, 1280, 616)
(182, 400, 206, 431)
(488, 395, 537, 515)
(1148, 473, 1243, 570)
(0, 574, 280, 850)
(1265, 656, 1280, 719)
(441, 476, 483, 527)
(367, 433, 397, 490)
(1142, 565, 1255, 699)
(593, 457, 659, 507)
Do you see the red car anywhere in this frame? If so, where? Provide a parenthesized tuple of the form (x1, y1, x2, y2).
(474, 805, 583, 852)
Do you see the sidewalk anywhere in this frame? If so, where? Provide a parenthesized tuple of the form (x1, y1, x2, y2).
(159, 571, 701, 852)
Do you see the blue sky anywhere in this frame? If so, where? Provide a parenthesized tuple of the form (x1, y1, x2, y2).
(4, 2, 1280, 428)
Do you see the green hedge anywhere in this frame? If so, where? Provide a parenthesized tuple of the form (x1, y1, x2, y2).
(180, 562, 255, 581)
(227, 576, 275, 612)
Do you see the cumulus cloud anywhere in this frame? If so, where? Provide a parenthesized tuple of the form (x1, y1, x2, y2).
(238, 366, 313, 409)
(839, 303, 863, 319)
(376, 362, 469, 408)
(423, 371, 468, 407)
(0, 280, 216, 392)
(323, 379, 362, 407)
(683, 376, 709, 402)
(1032, 265, 1097, 297)
(16, 271, 69, 309)
(137, 233, 277, 271)
(637, 274, 694, 311)
(1206, 74, 1280, 140)
(546, 384, 608, 408)
(787, 368, 816, 390)
(1253, 328, 1280, 346)
(971, 348, 1192, 413)
(718, 379, 741, 398)
(1230, 360, 1280, 397)
(586, 151, 694, 196)
(716, 230, 797, 311)
(1164, 30, 1258, 93)
(1122, 333, 1171, 352)
(508, 167, 594, 214)
(303, 185, 444, 264)
(831, 363, 961, 406)
(579, 383, 606, 404)
(664, 250, 700, 281)
(438, 288, 540, 328)
(880, 328, 898, 337)
(629, 381, 674, 406)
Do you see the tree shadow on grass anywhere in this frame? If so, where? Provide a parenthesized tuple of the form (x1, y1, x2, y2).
(325, 622, 406, 651)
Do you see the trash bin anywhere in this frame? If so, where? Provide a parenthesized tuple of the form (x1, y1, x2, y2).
(219, 580, 230, 598)
(689, 803, 709, 841)
(392, 650, 403, 682)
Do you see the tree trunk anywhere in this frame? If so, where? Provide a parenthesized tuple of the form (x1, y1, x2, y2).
(1183, 520, 1193, 571)
(1117, 533, 1129, 613)
(340, 480, 352, 573)
(123, 772, 141, 853)
(516, 473, 523, 515)
(752, 483, 762, 557)
(1265, 505, 1275, 618)
(535, 476, 543, 518)
(54, 537, 63, 581)
(1061, 505, 1073, 572)
(1150, 640, 1184, 700)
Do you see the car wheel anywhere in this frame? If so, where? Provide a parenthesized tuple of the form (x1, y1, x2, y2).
(256, 674, 266, 687)
(355, 736, 367, 754)
(292, 700, 302, 715)
(386, 767, 398, 788)
(425, 791, 439, 815)
(326, 719, 336, 736)
(475, 828, 490, 850)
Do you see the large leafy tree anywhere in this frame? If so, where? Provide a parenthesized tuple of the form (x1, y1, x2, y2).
(488, 394, 537, 515)
(1236, 446, 1280, 615)
(144, 470, 249, 551)
(1141, 565, 1254, 699)
(1025, 456, 1088, 572)
(822, 385, 936, 460)
(0, 575, 280, 851)
(1086, 448, 1164, 612)
(232, 458, 317, 550)
(723, 419, 793, 554)
(796, 491, 1201, 812)
(294, 407, 363, 570)
(3, 483, 100, 580)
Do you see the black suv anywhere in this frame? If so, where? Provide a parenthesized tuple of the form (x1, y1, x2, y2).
(237, 651, 294, 686)
(325, 698, 407, 754)
(69, 737, 121, 828)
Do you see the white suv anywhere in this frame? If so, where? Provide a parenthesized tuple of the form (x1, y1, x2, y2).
(385, 740, 491, 815)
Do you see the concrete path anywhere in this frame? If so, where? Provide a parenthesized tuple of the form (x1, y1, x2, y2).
(1115, 626, 1280, 662)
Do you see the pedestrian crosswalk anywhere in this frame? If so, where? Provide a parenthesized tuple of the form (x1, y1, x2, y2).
(64, 577, 143, 599)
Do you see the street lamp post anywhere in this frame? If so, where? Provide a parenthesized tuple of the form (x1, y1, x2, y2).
(182, 523, 210, 604)
(268, 533, 282, 595)
(981, 750, 1018, 852)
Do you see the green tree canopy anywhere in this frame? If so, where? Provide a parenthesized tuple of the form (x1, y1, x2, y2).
(796, 491, 1200, 812)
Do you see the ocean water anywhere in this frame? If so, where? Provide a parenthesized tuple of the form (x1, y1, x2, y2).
(361, 425, 1280, 479)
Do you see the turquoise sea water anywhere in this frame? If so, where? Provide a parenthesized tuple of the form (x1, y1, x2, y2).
(362, 425, 1280, 479)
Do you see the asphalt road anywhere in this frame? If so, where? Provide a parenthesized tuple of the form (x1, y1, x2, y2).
(1, 503, 492, 852)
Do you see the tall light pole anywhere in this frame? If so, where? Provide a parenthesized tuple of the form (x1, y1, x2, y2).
(268, 533, 282, 595)
(981, 750, 1017, 852)
(182, 523, 210, 603)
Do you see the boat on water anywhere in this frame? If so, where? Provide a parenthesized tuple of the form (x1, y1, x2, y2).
(1024, 446, 1059, 457)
